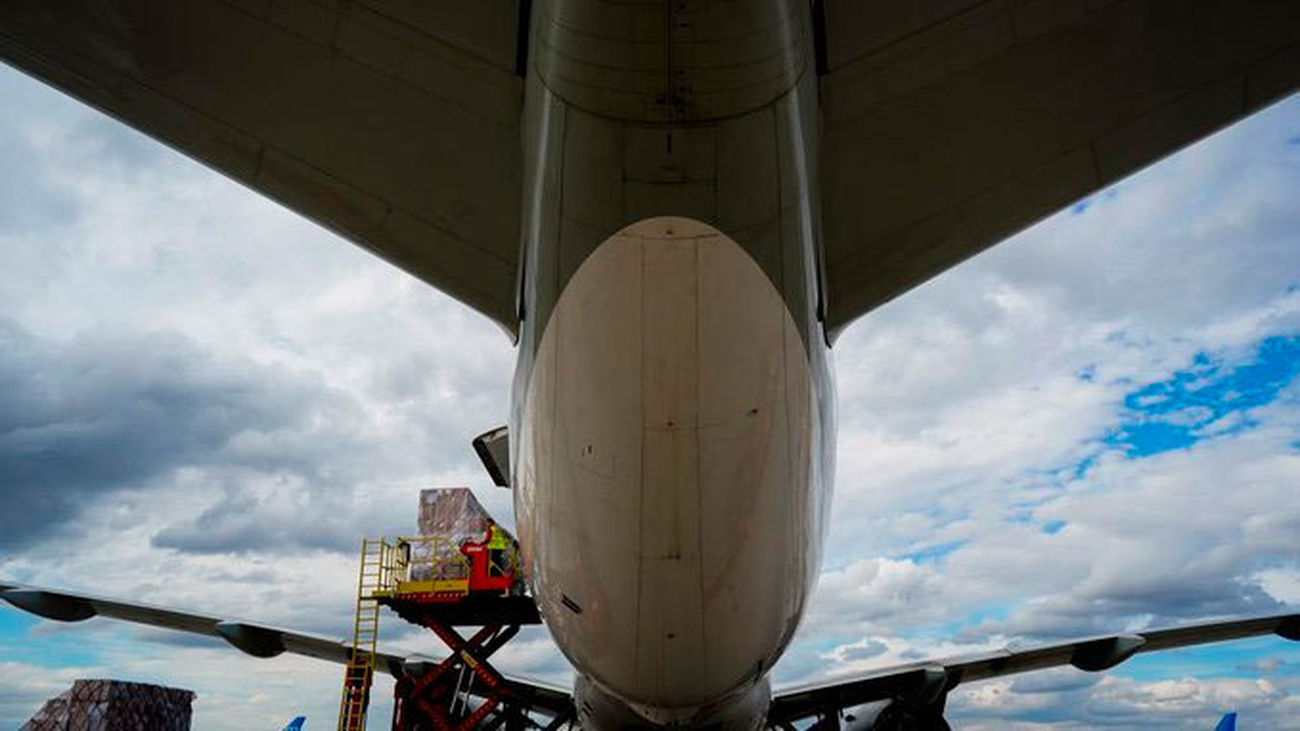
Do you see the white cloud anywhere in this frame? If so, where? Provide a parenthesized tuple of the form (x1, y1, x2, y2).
(785, 91, 1300, 722)
(951, 673, 1300, 729)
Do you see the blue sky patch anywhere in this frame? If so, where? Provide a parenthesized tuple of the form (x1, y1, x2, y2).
(1117, 635, 1300, 681)
(1071, 454, 1098, 480)
(938, 604, 1017, 642)
(0, 606, 37, 635)
(0, 607, 102, 668)
(898, 540, 967, 564)
(1106, 336, 1300, 457)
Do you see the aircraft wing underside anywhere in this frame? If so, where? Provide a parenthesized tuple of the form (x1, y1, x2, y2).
(3, 2, 1299, 338)
(0, 582, 575, 723)
(0, 0, 525, 333)
(818, 0, 1300, 335)
(767, 612, 1300, 726)
(3, 581, 1295, 728)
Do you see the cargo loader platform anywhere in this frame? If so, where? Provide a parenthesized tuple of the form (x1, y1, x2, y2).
(379, 593, 541, 629)
(337, 488, 569, 731)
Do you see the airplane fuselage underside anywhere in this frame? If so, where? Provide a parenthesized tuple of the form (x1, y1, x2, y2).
(509, 1, 836, 727)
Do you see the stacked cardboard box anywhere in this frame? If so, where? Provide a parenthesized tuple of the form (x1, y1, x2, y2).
(411, 488, 517, 581)
(22, 678, 194, 730)
(418, 487, 492, 539)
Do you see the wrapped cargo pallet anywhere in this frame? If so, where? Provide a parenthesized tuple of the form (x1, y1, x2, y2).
(418, 487, 492, 539)
(22, 679, 194, 731)
(410, 488, 517, 583)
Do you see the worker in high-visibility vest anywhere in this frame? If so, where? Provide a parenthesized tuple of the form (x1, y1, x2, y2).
(486, 521, 513, 579)
(487, 521, 510, 551)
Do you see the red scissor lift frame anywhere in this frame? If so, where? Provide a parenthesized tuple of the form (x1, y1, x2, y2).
(381, 528, 568, 731)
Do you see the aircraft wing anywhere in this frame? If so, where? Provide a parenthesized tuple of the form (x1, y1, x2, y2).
(0, 582, 574, 720)
(767, 612, 1300, 726)
(819, 0, 1300, 336)
(4, 582, 1294, 726)
(0, 1, 525, 334)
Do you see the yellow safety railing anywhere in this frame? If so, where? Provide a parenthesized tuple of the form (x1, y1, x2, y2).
(336, 532, 524, 728)
(372, 535, 476, 597)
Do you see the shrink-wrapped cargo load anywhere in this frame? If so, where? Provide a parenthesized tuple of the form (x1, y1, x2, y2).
(21, 679, 194, 730)
(410, 488, 518, 583)
(418, 487, 492, 539)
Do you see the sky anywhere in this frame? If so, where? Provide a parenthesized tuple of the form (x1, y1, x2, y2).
(0, 59, 1297, 730)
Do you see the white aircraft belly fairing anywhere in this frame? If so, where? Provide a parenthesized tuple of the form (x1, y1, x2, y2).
(517, 218, 826, 723)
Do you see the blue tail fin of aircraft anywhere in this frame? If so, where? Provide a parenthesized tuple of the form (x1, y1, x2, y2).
(282, 716, 305, 731)
(1214, 711, 1237, 731)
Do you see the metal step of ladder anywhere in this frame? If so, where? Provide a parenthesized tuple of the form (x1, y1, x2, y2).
(338, 539, 385, 731)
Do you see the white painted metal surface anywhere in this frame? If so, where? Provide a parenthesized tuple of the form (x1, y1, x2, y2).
(515, 217, 822, 720)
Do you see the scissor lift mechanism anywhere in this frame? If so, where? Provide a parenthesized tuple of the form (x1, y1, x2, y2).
(338, 534, 571, 731)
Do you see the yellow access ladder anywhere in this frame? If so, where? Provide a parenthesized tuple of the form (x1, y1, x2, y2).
(337, 538, 385, 731)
